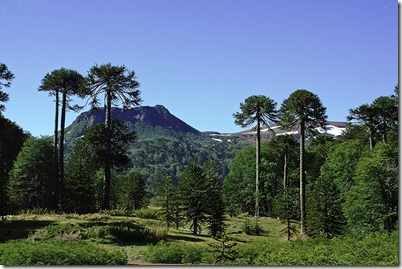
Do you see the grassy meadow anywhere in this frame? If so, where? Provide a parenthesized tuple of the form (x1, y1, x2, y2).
(0, 208, 398, 265)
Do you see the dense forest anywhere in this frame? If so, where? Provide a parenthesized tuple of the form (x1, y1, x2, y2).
(0, 62, 398, 265)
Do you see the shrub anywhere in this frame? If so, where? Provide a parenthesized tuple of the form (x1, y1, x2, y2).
(133, 208, 161, 220)
(0, 240, 127, 265)
(29, 223, 82, 241)
(145, 241, 203, 264)
(231, 231, 398, 266)
(81, 222, 167, 243)
(243, 217, 264, 235)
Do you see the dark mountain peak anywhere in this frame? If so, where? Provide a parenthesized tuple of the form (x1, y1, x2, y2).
(66, 105, 200, 139)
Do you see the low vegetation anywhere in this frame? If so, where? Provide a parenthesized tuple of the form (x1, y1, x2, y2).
(0, 212, 398, 265)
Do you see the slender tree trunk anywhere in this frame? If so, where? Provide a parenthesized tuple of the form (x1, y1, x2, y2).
(193, 217, 198, 235)
(283, 145, 288, 193)
(299, 122, 306, 235)
(368, 127, 373, 150)
(102, 91, 112, 210)
(54, 90, 59, 175)
(59, 92, 67, 207)
(255, 115, 261, 218)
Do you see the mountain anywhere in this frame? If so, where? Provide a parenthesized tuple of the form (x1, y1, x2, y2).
(65, 105, 200, 141)
(64, 105, 347, 189)
(64, 105, 246, 187)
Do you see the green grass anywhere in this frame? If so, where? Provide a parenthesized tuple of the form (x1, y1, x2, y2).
(0, 213, 398, 266)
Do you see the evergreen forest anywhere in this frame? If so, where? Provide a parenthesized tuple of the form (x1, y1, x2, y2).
(0, 62, 398, 265)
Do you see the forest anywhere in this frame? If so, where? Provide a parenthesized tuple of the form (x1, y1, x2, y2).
(0, 62, 398, 265)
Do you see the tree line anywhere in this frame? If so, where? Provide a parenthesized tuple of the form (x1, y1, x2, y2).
(226, 86, 398, 238)
(0, 62, 398, 240)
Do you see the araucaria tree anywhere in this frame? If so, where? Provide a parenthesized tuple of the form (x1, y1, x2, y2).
(86, 63, 141, 210)
(203, 160, 226, 237)
(0, 63, 15, 113)
(38, 68, 86, 205)
(233, 95, 277, 217)
(178, 162, 208, 235)
(278, 89, 327, 235)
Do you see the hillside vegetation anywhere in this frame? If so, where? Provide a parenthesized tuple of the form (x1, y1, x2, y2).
(0, 211, 397, 265)
(0, 62, 397, 265)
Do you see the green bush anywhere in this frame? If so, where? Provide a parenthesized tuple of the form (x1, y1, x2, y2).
(0, 240, 127, 265)
(145, 241, 203, 264)
(231, 231, 398, 266)
(29, 223, 82, 241)
(81, 222, 167, 243)
(133, 208, 161, 220)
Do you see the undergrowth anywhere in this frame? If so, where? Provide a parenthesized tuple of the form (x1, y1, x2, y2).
(0, 240, 127, 265)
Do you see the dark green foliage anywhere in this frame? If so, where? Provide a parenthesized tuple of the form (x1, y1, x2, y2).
(82, 121, 136, 171)
(64, 138, 99, 213)
(8, 137, 59, 212)
(233, 95, 278, 217)
(0, 240, 127, 265)
(207, 232, 237, 264)
(307, 174, 346, 238)
(233, 95, 277, 128)
(278, 89, 327, 235)
(64, 121, 136, 212)
(278, 89, 327, 130)
(319, 139, 365, 200)
(132, 207, 161, 220)
(145, 241, 204, 264)
(157, 175, 183, 228)
(178, 162, 208, 235)
(203, 160, 226, 237)
(275, 188, 299, 240)
(243, 217, 264, 236)
(38, 67, 87, 207)
(115, 170, 146, 211)
(343, 142, 398, 237)
(348, 94, 398, 149)
(305, 135, 335, 183)
(231, 231, 398, 265)
(86, 63, 141, 210)
(223, 145, 256, 216)
(31, 221, 166, 244)
(0, 63, 15, 113)
(0, 115, 29, 218)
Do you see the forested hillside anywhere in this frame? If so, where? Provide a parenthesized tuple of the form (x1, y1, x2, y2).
(0, 62, 397, 265)
(64, 105, 247, 189)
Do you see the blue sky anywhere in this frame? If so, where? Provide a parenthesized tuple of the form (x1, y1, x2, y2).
(0, 0, 398, 136)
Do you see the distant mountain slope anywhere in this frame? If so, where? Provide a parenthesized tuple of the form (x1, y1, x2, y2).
(64, 105, 246, 187)
(65, 105, 200, 141)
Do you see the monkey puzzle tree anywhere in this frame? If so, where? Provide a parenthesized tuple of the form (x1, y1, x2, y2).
(38, 68, 86, 206)
(278, 89, 327, 235)
(86, 63, 141, 210)
(233, 95, 277, 217)
(347, 103, 377, 150)
(0, 63, 15, 113)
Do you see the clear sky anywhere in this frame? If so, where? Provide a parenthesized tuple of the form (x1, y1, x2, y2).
(0, 0, 398, 136)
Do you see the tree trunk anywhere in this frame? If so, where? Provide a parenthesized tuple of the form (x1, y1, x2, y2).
(193, 217, 198, 235)
(102, 91, 112, 210)
(54, 90, 59, 176)
(299, 122, 306, 235)
(283, 145, 288, 193)
(59, 92, 67, 207)
(255, 115, 261, 218)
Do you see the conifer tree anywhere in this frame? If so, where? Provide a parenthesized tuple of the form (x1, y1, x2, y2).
(203, 160, 226, 237)
(233, 95, 277, 217)
(158, 175, 183, 228)
(178, 162, 208, 235)
(86, 63, 141, 210)
(38, 68, 86, 207)
(0, 63, 14, 113)
(279, 89, 327, 235)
